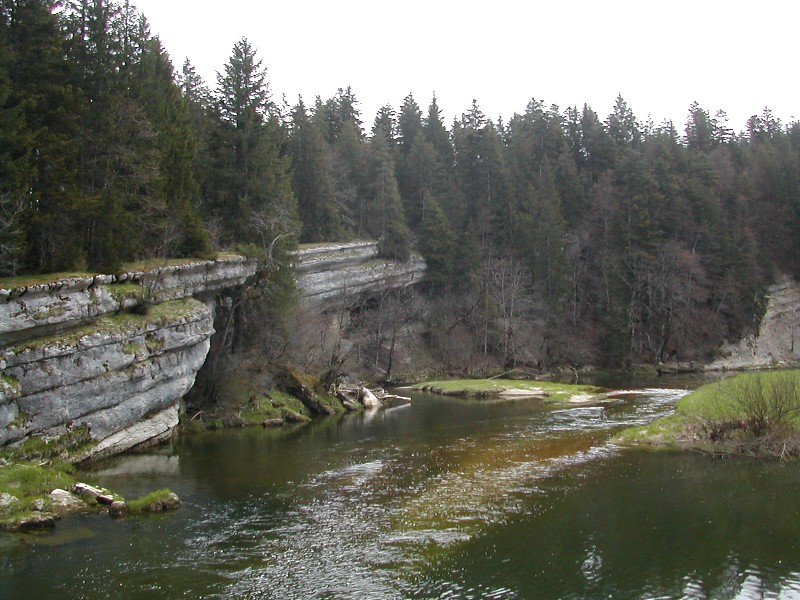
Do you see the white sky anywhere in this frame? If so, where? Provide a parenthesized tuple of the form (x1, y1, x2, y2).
(133, 0, 798, 134)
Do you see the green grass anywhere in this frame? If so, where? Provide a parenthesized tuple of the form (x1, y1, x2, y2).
(411, 378, 604, 402)
(241, 395, 284, 424)
(3, 426, 94, 464)
(0, 463, 75, 498)
(126, 489, 179, 513)
(0, 253, 232, 291)
(674, 370, 800, 423)
(8, 298, 205, 354)
(617, 370, 800, 454)
(105, 282, 146, 304)
(614, 413, 691, 446)
(0, 462, 76, 529)
(240, 391, 319, 425)
(0, 271, 95, 289)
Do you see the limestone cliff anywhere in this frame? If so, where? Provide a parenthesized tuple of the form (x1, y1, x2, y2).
(707, 277, 800, 370)
(296, 241, 426, 304)
(0, 256, 257, 460)
(0, 245, 426, 460)
(0, 254, 255, 346)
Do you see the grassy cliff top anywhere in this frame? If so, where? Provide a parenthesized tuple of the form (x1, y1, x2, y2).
(0, 254, 248, 290)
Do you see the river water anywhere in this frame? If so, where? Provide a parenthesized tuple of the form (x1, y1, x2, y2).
(3, 380, 800, 599)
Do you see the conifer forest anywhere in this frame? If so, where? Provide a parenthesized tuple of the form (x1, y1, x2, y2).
(2, 0, 800, 370)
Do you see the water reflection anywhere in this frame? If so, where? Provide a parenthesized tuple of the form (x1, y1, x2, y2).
(2, 387, 800, 599)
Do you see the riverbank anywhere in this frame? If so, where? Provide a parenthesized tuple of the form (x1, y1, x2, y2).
(616, 370, 800, 458)
(0, 428, 182, 532)
(409, 378, 605, 403)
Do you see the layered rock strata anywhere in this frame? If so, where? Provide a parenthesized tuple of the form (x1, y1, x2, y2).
(0, 254, 255, 346)
(707, 277, 800, 370)
(0, 256, 257, 460)
(295, 241, 426, 305)
(0, 245, 426, 459)
(1, 299, 213, 460)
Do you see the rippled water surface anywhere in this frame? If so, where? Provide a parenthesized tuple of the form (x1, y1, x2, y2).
(3, 384, 800, 599)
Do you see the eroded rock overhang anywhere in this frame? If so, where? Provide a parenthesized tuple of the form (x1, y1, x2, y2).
(295, 241, 427, 305)
(0, 256, 257, 460)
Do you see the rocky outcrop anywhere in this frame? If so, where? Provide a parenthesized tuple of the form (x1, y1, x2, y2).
(295, 241, 426, 305)
(0, 244, 425, 460)
(0, 256, 257, 460)
(707, 277, 800, 371)
(0, 254, 256, 346)
(1, 298, 213, 460)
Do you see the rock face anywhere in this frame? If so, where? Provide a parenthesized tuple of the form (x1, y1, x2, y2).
(707, 277, 800, 370)
(0, 254, 255, 346)
(1, 299, 213, 460)
(296, 241, 426, 305)
(0, 257, 257, 460)
(0, 245, 425, 460)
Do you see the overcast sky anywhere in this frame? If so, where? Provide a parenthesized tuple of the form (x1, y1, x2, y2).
(132, 0, 797, 134)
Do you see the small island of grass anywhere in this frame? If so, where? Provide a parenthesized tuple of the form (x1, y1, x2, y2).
(0, 428, 181, 532)
(410, 378, 605, 403)
(617, 369, 800, 458)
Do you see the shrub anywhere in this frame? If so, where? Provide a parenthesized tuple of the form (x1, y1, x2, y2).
(719, 371, 800, 435)
(697, 371, 800, 457)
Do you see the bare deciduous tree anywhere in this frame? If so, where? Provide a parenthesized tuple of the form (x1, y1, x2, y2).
(0, 193, 26, 277)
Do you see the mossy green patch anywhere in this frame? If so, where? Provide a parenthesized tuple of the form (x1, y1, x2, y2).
(0, 463, 74, 498)
(0, 253, 233, 292)
(0, 272, 94, 290)
(1, 374, 21, 392)
(105, 282, 146, 305)
(3, 426, 94, 465)
(9, 410, 30, 428)
(121, 342, 144, 355)
(614, 413, 692, 447)
(241, 395, 283, 425)
(126, 488, 180, 513)
(31, 305, 67, 321)
(316, 391, 346, 414)
(180, 418, 208, 434)
(8, 298, 205, 354)
(144, 334, 165, 353)
(0, 462, 75, 529)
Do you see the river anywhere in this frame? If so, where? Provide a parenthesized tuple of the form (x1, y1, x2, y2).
(2, 378, 800, 599)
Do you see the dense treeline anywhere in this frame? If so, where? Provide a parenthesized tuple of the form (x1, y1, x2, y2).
(2, 0, 799, 368)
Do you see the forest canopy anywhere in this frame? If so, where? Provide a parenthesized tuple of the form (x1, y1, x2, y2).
(2, 0, 799, 367)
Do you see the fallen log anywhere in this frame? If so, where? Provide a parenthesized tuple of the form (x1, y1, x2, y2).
(74, 483, 114, 505)
(377, 393, 412, 402)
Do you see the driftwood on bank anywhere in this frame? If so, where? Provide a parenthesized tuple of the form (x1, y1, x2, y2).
(333, 384, 412, 410)
(74, 483, 114, 505)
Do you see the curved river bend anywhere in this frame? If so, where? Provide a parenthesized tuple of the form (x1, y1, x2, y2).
(3, 384, 800, 599)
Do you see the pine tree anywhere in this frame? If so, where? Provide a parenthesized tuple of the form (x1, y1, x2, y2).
(365, 133, 410, 260)
(132, 36, 212, 258)
(208, 37, 297, 247)
(3, 0, 85, 272)
(418, 197, 455, 288)
(515, 160, 569, 305)
(290, 98, 343, 242)
(423, 94, 453, 167)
